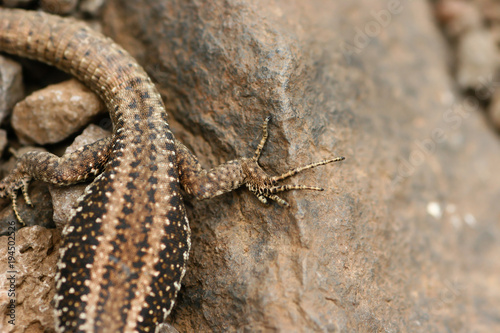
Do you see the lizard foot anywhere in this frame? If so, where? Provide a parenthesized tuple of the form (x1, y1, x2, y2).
(0, 166, 33, 225)
(243, 116, 345, 206)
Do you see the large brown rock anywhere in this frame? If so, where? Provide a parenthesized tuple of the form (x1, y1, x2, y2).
(98, 0, 500, 332)
(12, 79, 105, 145)
(0, 226, 60, 332)
(0, 56, 24, 125)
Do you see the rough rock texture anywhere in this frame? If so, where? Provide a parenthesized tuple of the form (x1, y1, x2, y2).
(0, 226, 60, 333)
(12, 79, 105, 145)
(98, 0, 500, 332)
(0, 0, 499, 332)
(0, 56, 24, 125)
(434, 0, 500, 130)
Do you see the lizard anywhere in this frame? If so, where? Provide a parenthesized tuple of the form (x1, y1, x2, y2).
(0, 7, 344, 333)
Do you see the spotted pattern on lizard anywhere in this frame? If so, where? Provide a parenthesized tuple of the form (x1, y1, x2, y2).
(0, 8, 344, 333)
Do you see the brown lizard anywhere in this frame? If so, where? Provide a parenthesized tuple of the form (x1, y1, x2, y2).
(0, 8, 344, 333)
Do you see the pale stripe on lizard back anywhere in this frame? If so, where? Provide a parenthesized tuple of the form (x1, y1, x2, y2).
(0, 8, 190, 332)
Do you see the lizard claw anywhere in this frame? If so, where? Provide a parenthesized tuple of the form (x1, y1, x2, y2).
(244, 117, 344, 206)
(0, 171, 33, 225)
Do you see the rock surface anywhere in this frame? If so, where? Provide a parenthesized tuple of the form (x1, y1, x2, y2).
(456, 29, 498, 89)
(435, 0, 483, 36)
(12, 79, 105, 145)
(434, 0, 500, 129)
(80, 0, 105, 16)
(0, 226, 59, 332)
(0, 56, 24, 125)
(0, 0, 499, 332)
(100, 0, 500, 332)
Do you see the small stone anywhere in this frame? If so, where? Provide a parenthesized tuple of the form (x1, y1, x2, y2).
(12, 79, 106, 145)
(80, 0, 105, 16)
(50, 124, 111, 229)
(434, 0, 482, 37)
(40, 0, 79, 15)
(156, 323, 181, 333)
(456, 29, 499, 89)
(0, 56, 24, 124)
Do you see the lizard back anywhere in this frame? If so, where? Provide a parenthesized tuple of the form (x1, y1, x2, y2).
(0, 8, 190, 332)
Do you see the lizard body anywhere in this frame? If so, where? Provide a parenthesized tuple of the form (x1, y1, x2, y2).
(0, 8, 344, 333)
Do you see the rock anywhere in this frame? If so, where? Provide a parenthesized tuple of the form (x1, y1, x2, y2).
(40, 0, 79, 15)
(434, 0, 483, 37)
(0, 226, 60, 332)
(49, 124, 111, 229)
(11, 78, 106, 145)
(80, 0, 106, 16)
(100, 0, 500, 332)
(456, 29, 499, 89)
(0, 56, 24, 125)
(476, 0, 500, 24)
